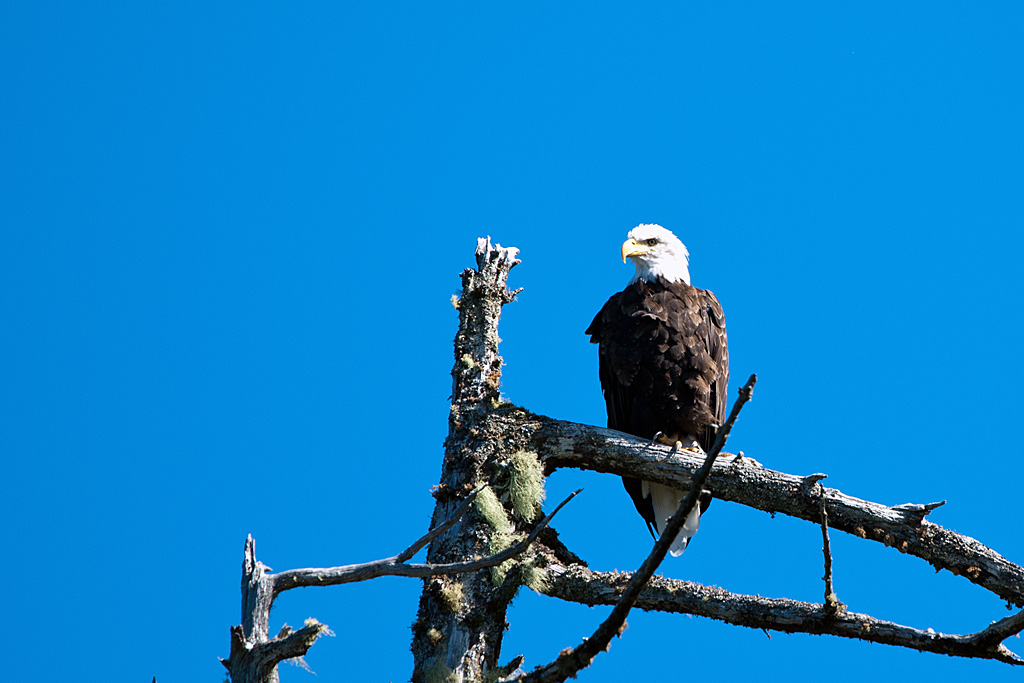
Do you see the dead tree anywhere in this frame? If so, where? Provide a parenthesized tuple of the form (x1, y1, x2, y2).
(222, 237, 1024, 683)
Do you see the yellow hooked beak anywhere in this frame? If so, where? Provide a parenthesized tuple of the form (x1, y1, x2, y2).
(621, 238, 649, 263)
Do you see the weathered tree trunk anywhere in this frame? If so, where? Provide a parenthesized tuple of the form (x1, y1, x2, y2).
(409, 238, 527, 683)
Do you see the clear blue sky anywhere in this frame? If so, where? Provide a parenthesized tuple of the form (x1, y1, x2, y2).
(2, 3, 1023, 681)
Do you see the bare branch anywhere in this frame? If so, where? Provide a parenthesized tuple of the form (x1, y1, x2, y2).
(395, 486, 483, 563)
(240, 535, 273, 643)
(536, 562, 1024, 667)
(516, 376, 756, 683)
(224, 488, 578, 683)
(523, 414, 1024, 607)
(274, 489, 580, 593)
(964, 609, 1024, 649)
(221, 620, 332, 683)
(817, 484, 844, 617)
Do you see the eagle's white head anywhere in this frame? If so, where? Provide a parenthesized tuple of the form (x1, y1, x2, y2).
(621, 224, 691, 285)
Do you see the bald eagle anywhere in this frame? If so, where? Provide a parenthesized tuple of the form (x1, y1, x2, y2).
(586, 224, 728, 556)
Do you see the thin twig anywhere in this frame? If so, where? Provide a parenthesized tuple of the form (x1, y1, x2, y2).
(818, 484, 843, 617)
(395, 485, 484, 563)
(517, 375, 757, 683)
(273, 489, 581, 594)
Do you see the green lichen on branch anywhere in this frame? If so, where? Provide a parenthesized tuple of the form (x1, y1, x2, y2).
(438, 579, 464, 613)
(474, 486, 512, 536)
(507, 450, 546, 522)
(487, 526, 526, 586)
(475, 485, 520, 585)
(483, 655, 526, 683)
(424, 658, 460, 683)
(493, 401, 541, 421)
(521, 561, 550, 593)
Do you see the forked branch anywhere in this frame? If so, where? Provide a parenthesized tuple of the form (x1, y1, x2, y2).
(222, 488, 579, 683)
(274, 488, 580, 592)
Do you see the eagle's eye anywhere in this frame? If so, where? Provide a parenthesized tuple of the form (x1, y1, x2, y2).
(645, 238, 658, 247)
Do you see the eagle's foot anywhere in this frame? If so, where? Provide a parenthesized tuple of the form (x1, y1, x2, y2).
(639, 432, 668, 460)
(668, 440, 704, 456)
(668, 439, 704, 456)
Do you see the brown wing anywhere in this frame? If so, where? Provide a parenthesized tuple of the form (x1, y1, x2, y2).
(587, 279, 728, 534)
(699, 288, 729, 451)
(587, 279, 728, 448)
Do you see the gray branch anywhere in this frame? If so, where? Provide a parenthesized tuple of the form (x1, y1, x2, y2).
(223, 620, 332, 683)
(521, 415, 1024, 607)
(535, 561, 1024, 667)
(274, 489, 579, 592)
(964, 609, 1024, 650)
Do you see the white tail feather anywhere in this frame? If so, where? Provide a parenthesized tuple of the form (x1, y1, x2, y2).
(643, 481, 701, 557)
